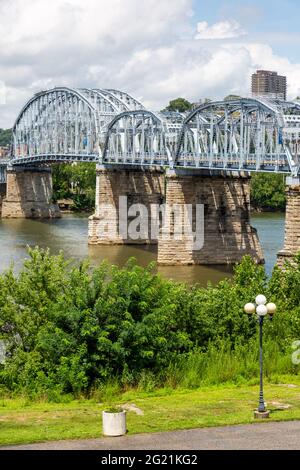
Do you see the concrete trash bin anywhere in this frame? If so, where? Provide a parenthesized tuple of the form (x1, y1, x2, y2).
(102, 410, 127, 436)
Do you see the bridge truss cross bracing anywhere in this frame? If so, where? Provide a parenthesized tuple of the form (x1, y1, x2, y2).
(6, 88, 300, 177)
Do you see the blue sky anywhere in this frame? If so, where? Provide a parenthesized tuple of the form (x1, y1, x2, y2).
(193, 0, 300, 61)
(1, 0, 300, 127)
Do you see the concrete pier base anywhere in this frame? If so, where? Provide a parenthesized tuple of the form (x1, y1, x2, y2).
(1, 167, 60, 219)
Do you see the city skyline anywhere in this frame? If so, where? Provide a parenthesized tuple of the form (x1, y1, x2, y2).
(1, 0, 300, 127)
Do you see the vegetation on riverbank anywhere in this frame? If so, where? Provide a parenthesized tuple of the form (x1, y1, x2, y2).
(52, 164, 288, 213)
(52, 163, 96, 211)
(0, 128, 11, 147)
(251, 173, 286, 211)
(0, 248, 299, 400)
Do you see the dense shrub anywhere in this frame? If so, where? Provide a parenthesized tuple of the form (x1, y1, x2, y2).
(52, 163, 96, 211)
(251, 173, 286, 210)
(0, 248, 299, 396)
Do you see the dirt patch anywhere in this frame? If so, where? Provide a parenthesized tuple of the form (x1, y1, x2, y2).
(121, 403, 144, 415)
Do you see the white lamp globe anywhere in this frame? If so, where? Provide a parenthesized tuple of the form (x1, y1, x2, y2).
(266, 302, 277, 315)
(244, 303, 256, 315)
(256, 304, 268, 316)
(256, 295, 267, 306)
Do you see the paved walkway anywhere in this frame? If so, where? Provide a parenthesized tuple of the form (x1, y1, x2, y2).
(2, 421, 300, 450)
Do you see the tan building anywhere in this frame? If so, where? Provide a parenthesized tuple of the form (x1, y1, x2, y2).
(0, 146, 10, 158)
(251, 70, 287, 100)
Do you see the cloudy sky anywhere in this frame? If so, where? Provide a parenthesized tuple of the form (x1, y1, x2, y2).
(1, 0, 300, 127)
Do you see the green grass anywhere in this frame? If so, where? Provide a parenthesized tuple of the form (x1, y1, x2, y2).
(1, 376, 300, 447)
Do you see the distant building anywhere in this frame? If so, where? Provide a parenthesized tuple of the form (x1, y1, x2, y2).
(0, 146, 10, 158)
(192, 98, 212, 109)
(251, 70, 287, 101)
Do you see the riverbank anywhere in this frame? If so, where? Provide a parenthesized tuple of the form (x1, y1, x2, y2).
(1, 378, 300, 447)
(251, 207, 285, 213)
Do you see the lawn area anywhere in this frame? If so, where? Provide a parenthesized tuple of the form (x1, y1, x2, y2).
(1, 376, 300, 447)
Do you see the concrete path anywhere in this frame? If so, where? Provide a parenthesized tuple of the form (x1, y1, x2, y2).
(2, 420, 300, 450)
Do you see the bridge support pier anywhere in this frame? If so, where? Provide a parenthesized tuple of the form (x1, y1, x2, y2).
(88, 165, 165, 245)
(277, 177, 300, 267)
(1, 167, 60, 219)
(0, 183, 6, 217)
(157, 170, 264, 265)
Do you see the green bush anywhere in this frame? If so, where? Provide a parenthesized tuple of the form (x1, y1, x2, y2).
(0, 248, 299, 397)
(52, 163, 96, 211)
(251, 173, 286, 210)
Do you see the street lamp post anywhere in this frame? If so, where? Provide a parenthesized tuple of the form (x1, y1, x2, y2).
(244, 295, 277, 419)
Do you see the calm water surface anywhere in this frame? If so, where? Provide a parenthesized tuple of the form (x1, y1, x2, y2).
(0, 212, 285, 285)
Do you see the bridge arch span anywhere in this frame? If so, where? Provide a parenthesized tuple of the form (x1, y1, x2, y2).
(104, 89, 145, 111)
(176, 98, 300, 176)
(102, 110, 172, 166)
(11, 87, 146, 166)
(12, 87, 103, 165)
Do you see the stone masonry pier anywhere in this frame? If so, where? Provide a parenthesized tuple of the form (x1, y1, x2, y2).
(88, 165, 165, 245)
(1, 167, 60, 219)
(157, 170, 264, 265)
(89, 166, 264, 265)
(277, 178, 300, 267)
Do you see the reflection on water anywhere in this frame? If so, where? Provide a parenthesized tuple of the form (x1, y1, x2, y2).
(251, 212, 285, 276)
(0, 212, 285, 285)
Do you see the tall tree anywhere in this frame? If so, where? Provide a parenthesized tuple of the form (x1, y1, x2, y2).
(164, 98, 192, 113)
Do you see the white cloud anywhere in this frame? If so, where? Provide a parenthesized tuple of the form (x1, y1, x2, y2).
(242, 43, 300, 98)
(1, 1, 300, 127)
(195, 20, 246, 40)
(0, 80, 6, 105)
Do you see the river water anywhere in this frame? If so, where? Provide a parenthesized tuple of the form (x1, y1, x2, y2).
(0, 212, 285, 285)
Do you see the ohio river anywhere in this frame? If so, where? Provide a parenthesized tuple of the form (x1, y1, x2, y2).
(0, 212, 284, 285)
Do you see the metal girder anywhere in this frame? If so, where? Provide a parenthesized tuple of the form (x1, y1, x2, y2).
(175, 98, 300, 175)
(9, 87, 147, 166)
(6, 91, 300, 176)
(104, 89, 145, 111)
(103, 110, 172, 166)
(12, 87, 102, 163)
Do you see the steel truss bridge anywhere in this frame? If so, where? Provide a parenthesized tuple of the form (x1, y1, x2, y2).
(3, 87, 300, 178)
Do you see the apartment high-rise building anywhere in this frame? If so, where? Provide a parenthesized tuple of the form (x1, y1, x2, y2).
(251, 70, 287, 100)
